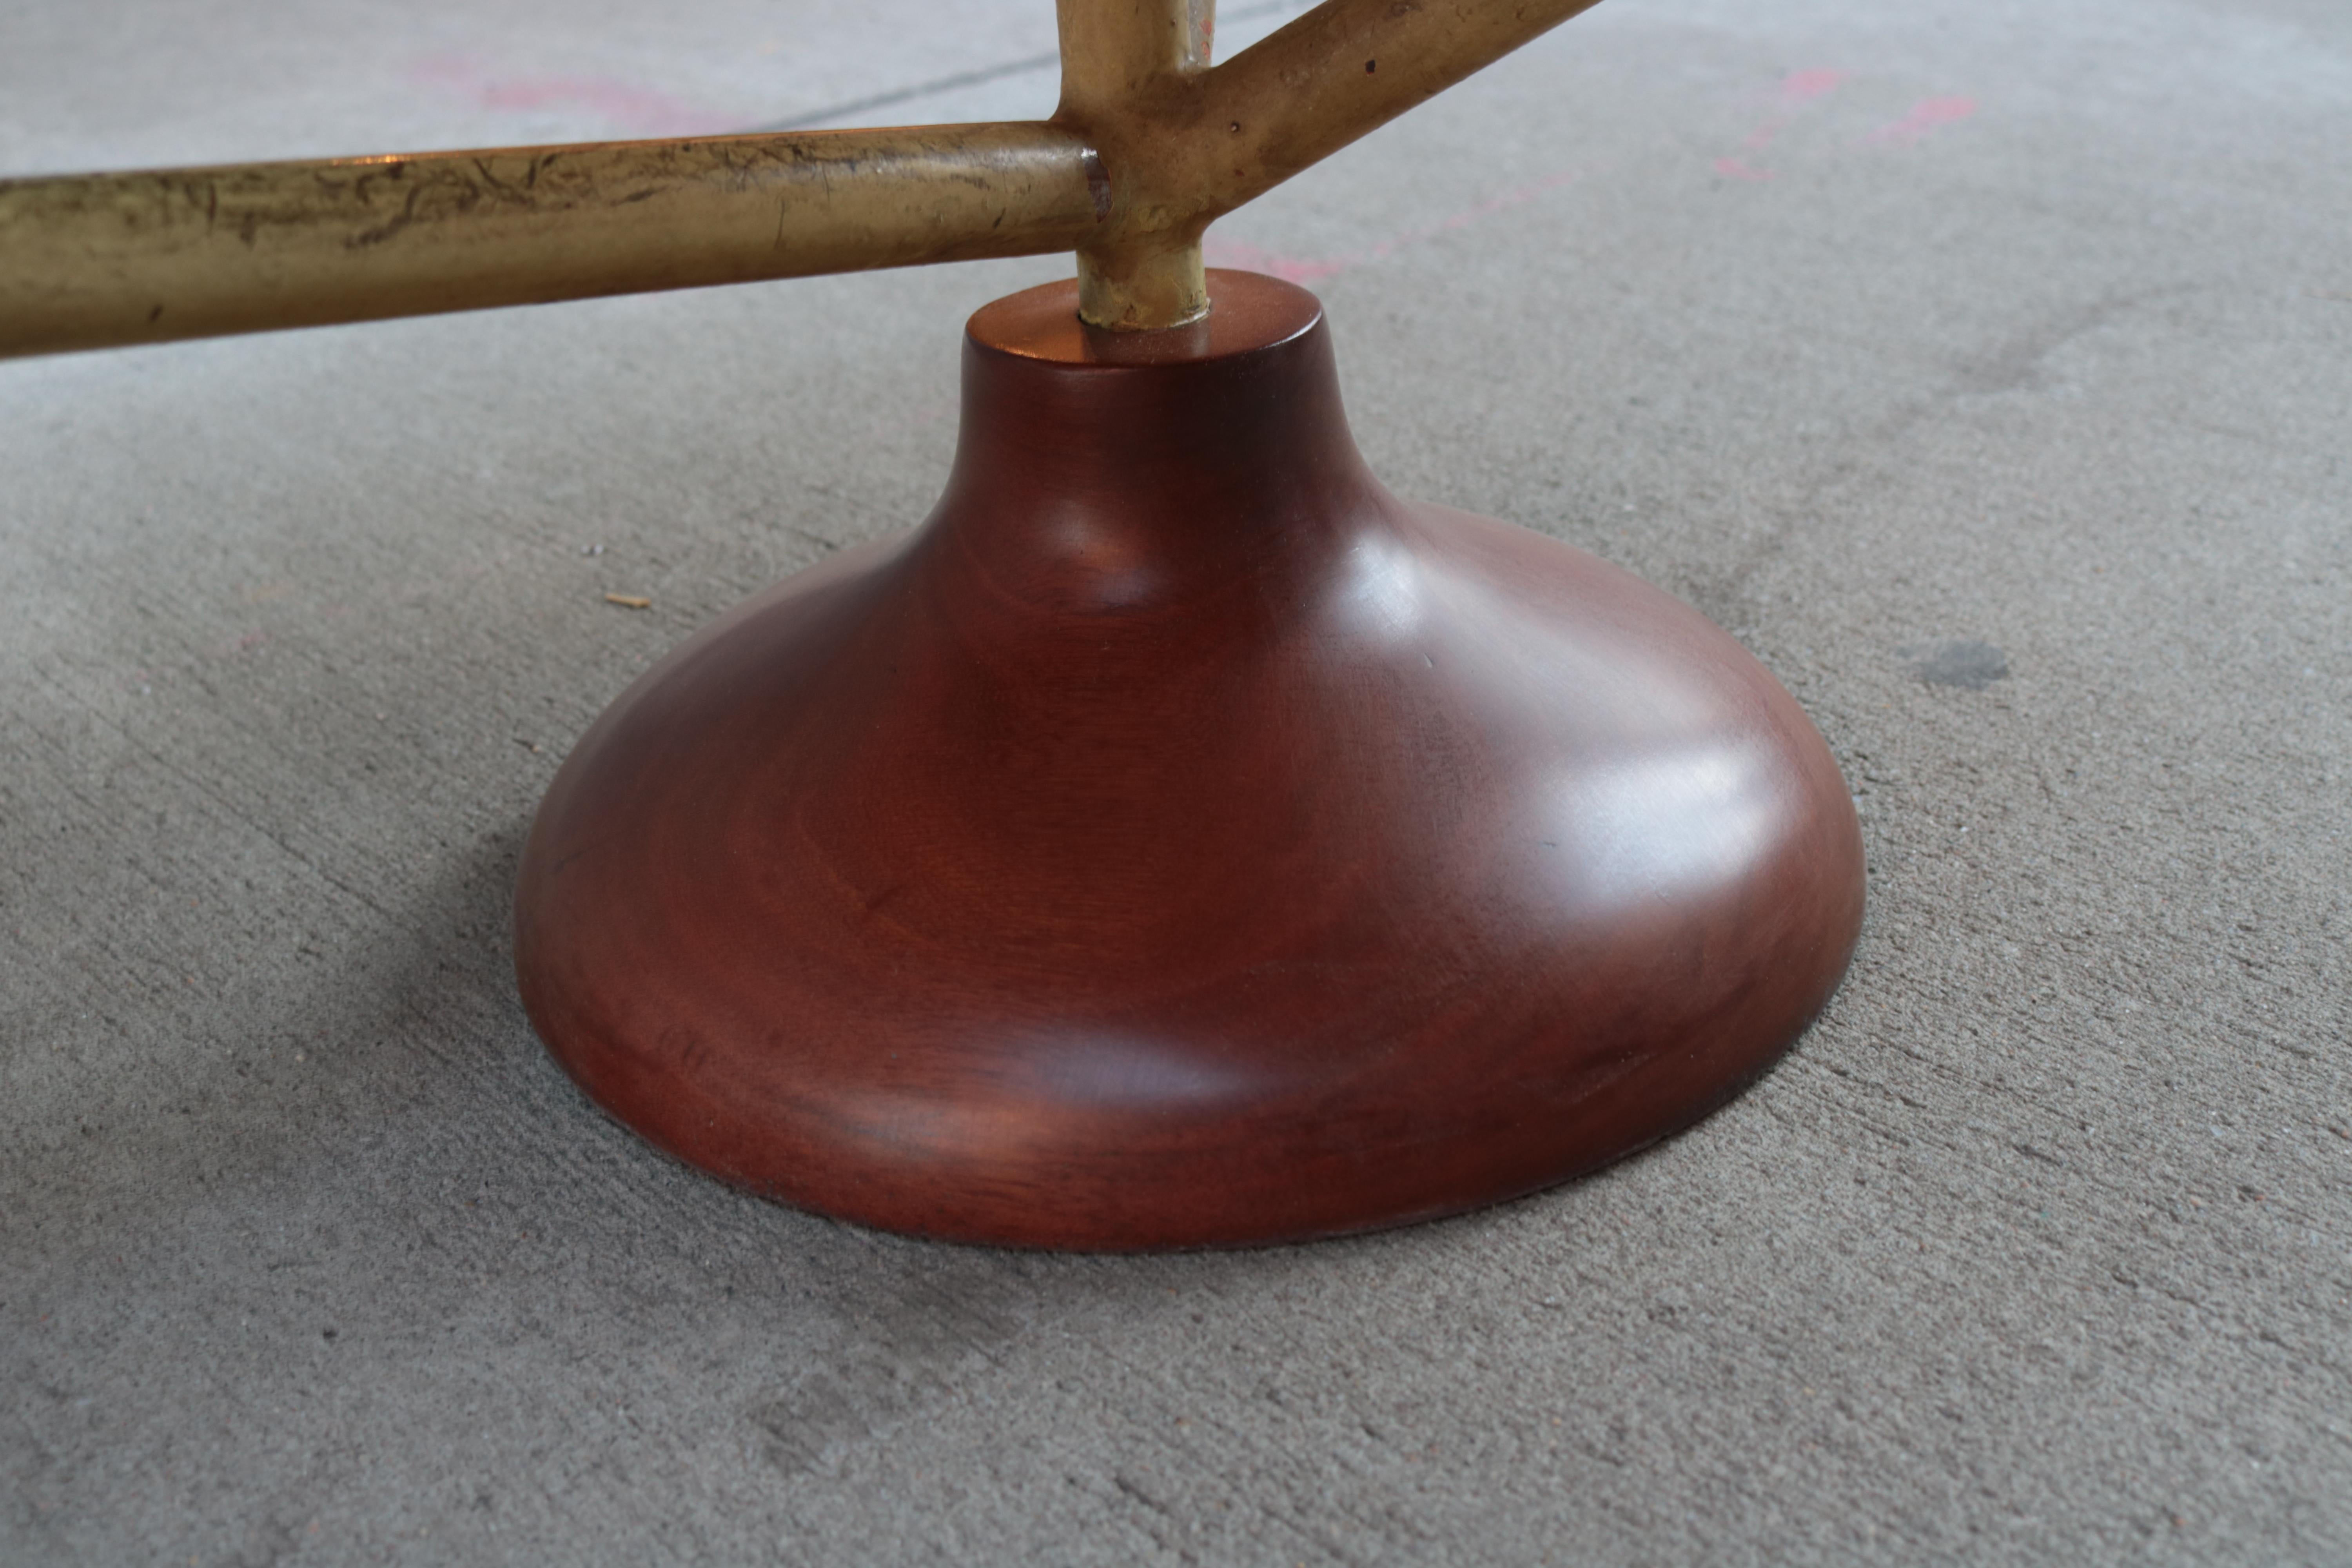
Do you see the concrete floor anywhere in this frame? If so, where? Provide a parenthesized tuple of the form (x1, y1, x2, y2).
(4, 0, 2348, 1562)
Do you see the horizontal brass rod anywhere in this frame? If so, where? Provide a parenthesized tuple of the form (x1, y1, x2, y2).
(0, 123, 1105, 358)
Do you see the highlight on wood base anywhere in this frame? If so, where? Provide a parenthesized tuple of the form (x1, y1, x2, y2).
(512, 271, 1864, 1250)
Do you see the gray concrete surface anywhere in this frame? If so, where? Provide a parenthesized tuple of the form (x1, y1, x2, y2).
(4, 0, 2348, 1562)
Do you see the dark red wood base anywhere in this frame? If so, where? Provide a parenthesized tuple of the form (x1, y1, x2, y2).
(514, 271, 1865, 1250)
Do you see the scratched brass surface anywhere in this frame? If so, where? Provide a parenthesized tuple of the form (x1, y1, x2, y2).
(1063, 0, 1607, 326)
(0, 0, 1615, 348)
(0, 124, 1099, 356)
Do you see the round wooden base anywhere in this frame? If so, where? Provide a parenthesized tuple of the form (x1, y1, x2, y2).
(514, 272, 1864, 1249)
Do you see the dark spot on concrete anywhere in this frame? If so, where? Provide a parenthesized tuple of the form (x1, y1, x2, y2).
(1907, 639, 2008, 689)
(747, 1267, 1026, 1476)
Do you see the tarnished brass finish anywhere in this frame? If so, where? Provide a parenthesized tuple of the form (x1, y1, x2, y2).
(1190, 0, 1609, 212)
(0, 0, 1613, 347)
(1055, 0, 1216, 328)
(1053, 0, 1214, 125)
(0, 124, 1101, 358)
(1061, 0, 1606, 326)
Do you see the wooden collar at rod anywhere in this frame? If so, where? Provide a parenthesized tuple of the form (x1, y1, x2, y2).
(0, 0, 1604, 356)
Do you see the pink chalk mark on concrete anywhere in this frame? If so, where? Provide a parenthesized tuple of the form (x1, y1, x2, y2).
(1204, 238, 1351, 285)
(1869, 97, 1977, 144)
(1781, 68, 1844, 102)
(410, 56, 737, 136)
(1713, 69, 1843, 182)
(1205, 169, 1583, 284)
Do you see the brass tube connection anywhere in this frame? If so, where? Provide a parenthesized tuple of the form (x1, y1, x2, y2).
(0, 0, 1616, 351)
(1057, 0, 1608, 327)
(1054, 0, 1218, 328)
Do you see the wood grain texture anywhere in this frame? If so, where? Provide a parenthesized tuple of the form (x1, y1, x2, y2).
(513, 270, 1865, 1249)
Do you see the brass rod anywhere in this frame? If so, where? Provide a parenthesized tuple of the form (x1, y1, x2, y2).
(1057, 0, 1606, 327)
(0, 0, 1621, 354)
(1196, 0, 1610, 213)
(1055, 0, 1214, 120)
(0, 123, 1103, 359)
(1055, 0, 1218, 328)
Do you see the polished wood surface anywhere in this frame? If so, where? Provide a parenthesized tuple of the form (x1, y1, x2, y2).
(513, 271, 1864, 1249)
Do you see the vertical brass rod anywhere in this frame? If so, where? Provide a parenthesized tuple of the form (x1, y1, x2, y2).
(0, 123, 1102, 359)
(1055, 0, 1214, 120)
(1054, 0, 1218, 329)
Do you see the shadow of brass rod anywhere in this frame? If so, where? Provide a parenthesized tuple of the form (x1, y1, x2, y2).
(0, 122, 1103, 359)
